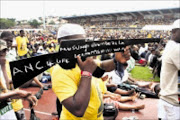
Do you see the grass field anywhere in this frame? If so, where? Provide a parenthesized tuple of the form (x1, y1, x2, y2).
(130, 66, 160, 82)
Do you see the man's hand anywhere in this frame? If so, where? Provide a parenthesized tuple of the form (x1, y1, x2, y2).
(115, 46, 131, 64)
(27, 95, 38, 107)
(16, 90, 38, 107)
(77, 56, 97, 74)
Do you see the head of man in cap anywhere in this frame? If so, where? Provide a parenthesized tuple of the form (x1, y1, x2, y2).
(57, 23, 86, 43)
(171, 19, 180, 43)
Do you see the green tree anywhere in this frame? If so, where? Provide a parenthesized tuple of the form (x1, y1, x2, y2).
(49, 20, 55, 25)
(28, 19, 41, 28)
(0, 18, 16, 29)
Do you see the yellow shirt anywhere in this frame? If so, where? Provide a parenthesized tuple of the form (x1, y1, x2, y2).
(0, 61, 23, 112)
(46, 40, 51, 45)
(48, 47, 55, 53)
(51, 39, 58, 44)
(51, 64, 104, 120)
(147, 34, 152, 38)
(16, 36, 29, 56)
(98, 79, 107, 95)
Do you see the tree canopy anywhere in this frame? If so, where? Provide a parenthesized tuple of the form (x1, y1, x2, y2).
(49, 20, 55, 25)
(28, 19, 42, 28)
(0, 18, 16, 29)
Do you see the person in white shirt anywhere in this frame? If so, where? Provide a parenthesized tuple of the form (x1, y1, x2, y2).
(158, 19, 180, 120)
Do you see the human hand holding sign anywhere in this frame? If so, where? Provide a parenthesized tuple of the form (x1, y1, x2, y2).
(77, 56, 97, 74)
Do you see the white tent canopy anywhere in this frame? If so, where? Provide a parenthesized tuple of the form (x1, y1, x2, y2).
(142, 25, 172, 31)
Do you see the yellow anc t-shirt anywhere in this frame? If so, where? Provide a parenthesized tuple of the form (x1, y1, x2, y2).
(0, 61, 23, 112)
(16, 36, 29, 56)
(97, 78, 107, 95)
(51, 64, 104, 120)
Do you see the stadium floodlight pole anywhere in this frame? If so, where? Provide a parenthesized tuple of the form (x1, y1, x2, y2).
(43, 0, 46, 30)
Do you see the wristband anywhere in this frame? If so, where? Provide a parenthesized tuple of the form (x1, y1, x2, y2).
(81, 71, 92, 77)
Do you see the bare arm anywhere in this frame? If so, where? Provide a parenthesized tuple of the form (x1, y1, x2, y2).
(61, 56, 97, 117)
(0, 90, 38, 107)
(0, 59, 11, 90)
(0, 90, 29, 101)
(62, 76, 91, 117)
(33, 77, 43, 88)
(100, 59, 115, 72)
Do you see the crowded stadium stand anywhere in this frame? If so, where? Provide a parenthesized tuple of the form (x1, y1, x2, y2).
(63, 7, 179, 28)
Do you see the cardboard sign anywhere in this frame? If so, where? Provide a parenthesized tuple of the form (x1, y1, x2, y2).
(10, 38, 160, 88)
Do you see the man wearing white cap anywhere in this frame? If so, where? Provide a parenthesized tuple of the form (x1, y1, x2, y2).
(158, 19, 180, 120)
(52, 23, 130, 119)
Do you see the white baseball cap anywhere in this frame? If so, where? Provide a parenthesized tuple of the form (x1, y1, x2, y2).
(171, 19, 180, 30)
(57, 23, 86, 39)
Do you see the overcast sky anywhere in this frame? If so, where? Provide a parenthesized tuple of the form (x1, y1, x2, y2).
(1, 0, 179, 20)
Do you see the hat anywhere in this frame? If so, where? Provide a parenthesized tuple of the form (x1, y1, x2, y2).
(0, 39, 7, 51)
(171, 19, 180, 30)
(57, 23, 85, 39)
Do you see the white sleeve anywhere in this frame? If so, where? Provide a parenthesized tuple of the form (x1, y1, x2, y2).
(170, 43, 180, 70)
(12, 38, 17, 46)
(122, 70, 129, 82)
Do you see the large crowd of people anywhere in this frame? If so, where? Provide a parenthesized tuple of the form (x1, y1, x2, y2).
(0, 18, 179, 120)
